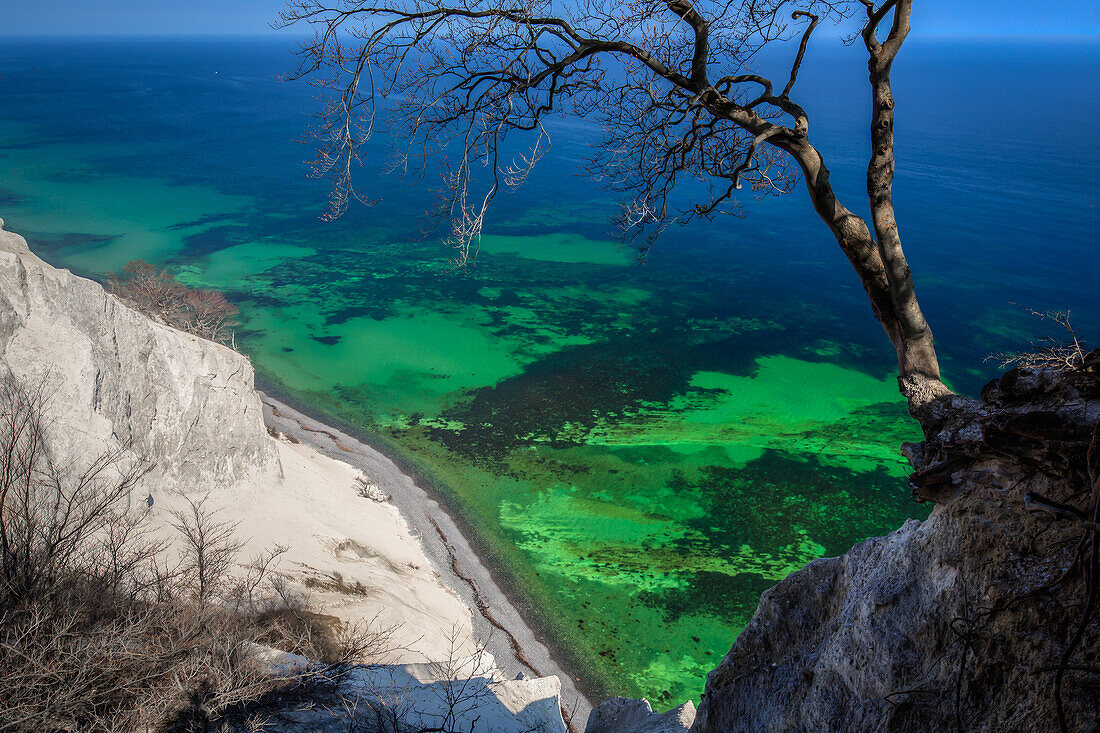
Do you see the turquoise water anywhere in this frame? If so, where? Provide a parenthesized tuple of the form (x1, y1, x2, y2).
(1, 37, 1097, 707)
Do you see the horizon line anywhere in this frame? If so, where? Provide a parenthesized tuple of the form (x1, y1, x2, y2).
(0, 30, 1097, 41)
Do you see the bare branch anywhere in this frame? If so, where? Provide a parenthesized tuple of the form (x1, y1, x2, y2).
(280, 0, 950, 414)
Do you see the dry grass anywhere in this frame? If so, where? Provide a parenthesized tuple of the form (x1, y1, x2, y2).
(0, 375, 392, 732)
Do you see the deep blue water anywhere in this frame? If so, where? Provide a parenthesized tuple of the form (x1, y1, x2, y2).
(2, 37, 1095, 387)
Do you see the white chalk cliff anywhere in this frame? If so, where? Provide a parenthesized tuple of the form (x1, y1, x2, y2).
(0, 219, 567, 733)
(0, 219, 278, 493)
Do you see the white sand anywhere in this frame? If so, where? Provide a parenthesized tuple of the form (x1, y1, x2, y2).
(149, 436, 478, 664)
(147, 430, 574, 732)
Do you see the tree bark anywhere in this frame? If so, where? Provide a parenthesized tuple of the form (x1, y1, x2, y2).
(867, 60, 940, 379)
(864, 0, 951, 422)
(782, 136, 951, 426)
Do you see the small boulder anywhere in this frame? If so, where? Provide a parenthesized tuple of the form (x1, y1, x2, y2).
(585, 697, 695, 733)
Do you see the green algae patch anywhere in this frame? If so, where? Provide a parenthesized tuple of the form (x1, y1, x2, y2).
(488, 443, 922, 709)
(478, 232, 633, 265)
(186, 241, 317, 286)
(240, 305, 529, 417)
(583, 355, 921, 473)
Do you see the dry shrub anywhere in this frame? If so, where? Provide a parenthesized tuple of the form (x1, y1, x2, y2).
(108, 260, 239, 344)
(0, 376, 390, 732)
(988, 310, 1090, 373)
(0, 376, 152, 605)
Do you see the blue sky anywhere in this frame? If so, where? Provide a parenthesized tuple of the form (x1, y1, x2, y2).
(0, 0, 1096, 37)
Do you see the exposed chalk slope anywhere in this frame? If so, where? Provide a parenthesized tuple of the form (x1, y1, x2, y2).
(0, 219, 566, 733)
(0, 219, 278, 491)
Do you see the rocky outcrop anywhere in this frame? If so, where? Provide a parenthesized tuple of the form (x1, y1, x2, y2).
(585, 698, 696, 733)
(0, 219, 279, 493)
(691, 355, 1100, 732)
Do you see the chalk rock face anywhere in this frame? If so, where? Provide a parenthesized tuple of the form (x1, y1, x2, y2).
(585, 697, 695, 733)
(0, 221, 279, 492)
(0, 223, 570, 729)
(690, 357, 1100, 732)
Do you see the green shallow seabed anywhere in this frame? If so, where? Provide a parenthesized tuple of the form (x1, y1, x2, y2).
(391, 356, 923, 705)
(1, 116, 928, 709)
(230, 249, 926, 705)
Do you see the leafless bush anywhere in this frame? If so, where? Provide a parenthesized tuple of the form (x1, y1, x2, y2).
(0, 375, 399, 732)
(420, 627, 499, 733)
(170, 494, 246, 605)
(0, 601, 181, 731)
(108, 260, 239, 344)
(90, 509, 165, 598)
(0, 375, 151, 604)
(987, 310, 1090, 373)
(342, 625, 494, 733)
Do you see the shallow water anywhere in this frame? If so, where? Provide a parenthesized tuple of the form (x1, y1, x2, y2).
(1, 36, 1097, 707)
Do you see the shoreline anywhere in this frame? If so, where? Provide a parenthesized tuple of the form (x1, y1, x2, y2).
(257, 388, 594, 729)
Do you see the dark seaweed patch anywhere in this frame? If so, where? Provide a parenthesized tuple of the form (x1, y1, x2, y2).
(683, 452, 915, 556)
(168, 213, 238, 230)
(25, 232, 118, 261)
(176, 225, 254, 257)
(635, 451, 925, 626)
(226, 290, 280, 307)
(640, 570, 774, 624)
(0, 187, 25, 206)
(323, 304, 395, 325)
(431, 336, 695, 461)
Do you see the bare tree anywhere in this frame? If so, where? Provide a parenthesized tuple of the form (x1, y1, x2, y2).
(277, 0, 954, 424)
(419, 626, 499, 733)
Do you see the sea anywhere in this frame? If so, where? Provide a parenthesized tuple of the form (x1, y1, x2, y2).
(0, 34, 1096, 708)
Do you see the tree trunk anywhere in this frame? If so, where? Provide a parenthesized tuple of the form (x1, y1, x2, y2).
(763, 0, 953, 429)
(784, 138, 951, 428)
(864, 2, 953, 425)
